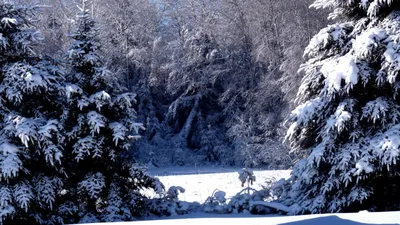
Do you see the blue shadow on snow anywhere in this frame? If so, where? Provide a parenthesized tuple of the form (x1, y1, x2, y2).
(279, 215, 399, 225)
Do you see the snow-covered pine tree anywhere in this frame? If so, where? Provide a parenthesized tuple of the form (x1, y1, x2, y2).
(281, 0, 400, 214)
(0, 1, 66, 224)
(60, 0, 163, 223)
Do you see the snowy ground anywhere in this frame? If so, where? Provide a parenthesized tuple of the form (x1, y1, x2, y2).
(147, 167, 291, 203)
(91, 211, 400, 225)
(84, 167, 400, 225)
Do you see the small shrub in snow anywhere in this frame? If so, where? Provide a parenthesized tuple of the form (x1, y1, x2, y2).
(202, 175, 282, 215)
(203, 190, 230, 214)
(214, 191, 227, 203)
(227, 188, 271, 214)
(166, 186, 185, 201)
(148, 186, 200, 216)
(238, 168, 256, 188)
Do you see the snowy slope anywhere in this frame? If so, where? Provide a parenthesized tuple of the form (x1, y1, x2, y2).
(147, 167, 291, 203)
(87, 211, 400, 225)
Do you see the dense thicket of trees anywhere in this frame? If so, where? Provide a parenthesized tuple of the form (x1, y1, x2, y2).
(78, 0, 327, 168)
(12, 0, 326, 168)
(19, 0, 326, 168)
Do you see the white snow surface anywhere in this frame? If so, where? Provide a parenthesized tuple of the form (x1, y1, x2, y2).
(147, 167, 291, 203)
(87, 211, 400, 225)
(321, 55, 359, 91)
(81, 168, 400, 225)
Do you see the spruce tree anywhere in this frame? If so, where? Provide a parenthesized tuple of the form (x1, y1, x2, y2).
(281, 0, 400, 214)
(0, 1, 66, 224)
(60, 0, 163, 223)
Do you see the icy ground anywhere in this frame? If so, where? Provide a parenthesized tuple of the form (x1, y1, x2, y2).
(147, 166, 291, 203)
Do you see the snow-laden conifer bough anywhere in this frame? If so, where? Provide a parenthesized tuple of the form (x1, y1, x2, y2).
(279, 0, 400, 215)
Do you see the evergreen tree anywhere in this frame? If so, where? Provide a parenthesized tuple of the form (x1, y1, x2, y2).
(60, 0, 163, 223)
(0, 1, 66, 224)
(281, 0, 400, 214)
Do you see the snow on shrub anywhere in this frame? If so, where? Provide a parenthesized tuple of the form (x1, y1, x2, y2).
(202, 169, 287, 215)
(148, 186, 200, 216)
